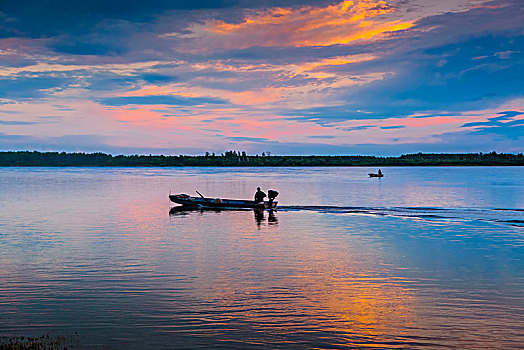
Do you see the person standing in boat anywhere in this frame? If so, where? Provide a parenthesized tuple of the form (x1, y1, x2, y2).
(254, 187, 266, 203)
(378, 169, 383, 176)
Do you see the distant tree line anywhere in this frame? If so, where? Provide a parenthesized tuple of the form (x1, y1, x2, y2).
(0, 151, 522, 166)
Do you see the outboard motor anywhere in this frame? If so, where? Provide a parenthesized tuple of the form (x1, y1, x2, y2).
(267, 190, 279, 207)
(268, 190, 279, 200)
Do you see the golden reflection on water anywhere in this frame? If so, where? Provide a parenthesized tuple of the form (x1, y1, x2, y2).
(294, 263, 414, 346)
(323, 279, 413, 339)
(165, 207, 415, 346)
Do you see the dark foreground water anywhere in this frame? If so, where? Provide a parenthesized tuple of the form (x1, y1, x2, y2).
(0, 167, 523, 349)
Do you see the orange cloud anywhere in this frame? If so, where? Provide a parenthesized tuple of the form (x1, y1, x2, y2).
(184, 0, 414, 51)
(292, 54, 377, 75)
(212, 0, 395, 35)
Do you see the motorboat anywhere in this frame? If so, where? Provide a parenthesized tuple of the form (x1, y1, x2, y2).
(169, 190, 278, 209)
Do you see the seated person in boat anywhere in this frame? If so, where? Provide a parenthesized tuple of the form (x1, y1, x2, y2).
(254, 187, 266, 203)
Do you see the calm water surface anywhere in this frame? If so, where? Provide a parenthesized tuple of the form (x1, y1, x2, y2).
(0, 167, 523, 349)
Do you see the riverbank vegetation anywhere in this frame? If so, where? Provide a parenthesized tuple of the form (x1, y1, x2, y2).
(0, 151, 522, 166)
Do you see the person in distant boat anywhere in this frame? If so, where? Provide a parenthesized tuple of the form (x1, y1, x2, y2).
(378, 169, 383, 176)
(254, 187, 266, 203)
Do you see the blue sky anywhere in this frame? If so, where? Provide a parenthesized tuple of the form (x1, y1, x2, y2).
(0, 0, 522, 155)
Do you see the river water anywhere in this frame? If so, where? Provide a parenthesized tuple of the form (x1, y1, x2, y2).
(0, 167, 523, 349)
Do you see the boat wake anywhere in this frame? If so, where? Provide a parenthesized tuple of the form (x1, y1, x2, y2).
(278, 205, 524, 227)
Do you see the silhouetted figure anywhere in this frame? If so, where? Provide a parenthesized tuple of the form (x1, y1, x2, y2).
(378, 169, 382, 176)
(254, 187, 266, 203)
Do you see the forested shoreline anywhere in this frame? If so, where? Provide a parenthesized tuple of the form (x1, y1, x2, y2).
(0, 151, 522, 166)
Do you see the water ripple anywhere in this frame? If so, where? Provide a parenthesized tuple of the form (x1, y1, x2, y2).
(279, 205, 524, 227)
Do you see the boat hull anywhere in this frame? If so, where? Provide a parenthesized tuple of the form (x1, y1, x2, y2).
(169, 194, 277, 209)
(368, 174, 384, 177)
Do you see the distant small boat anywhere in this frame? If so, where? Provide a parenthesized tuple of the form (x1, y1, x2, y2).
(169, 192, 278, 209)
(369, 170, 384, 177)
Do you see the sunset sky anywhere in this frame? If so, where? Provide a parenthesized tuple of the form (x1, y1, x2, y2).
(0, 0, 522, 155)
